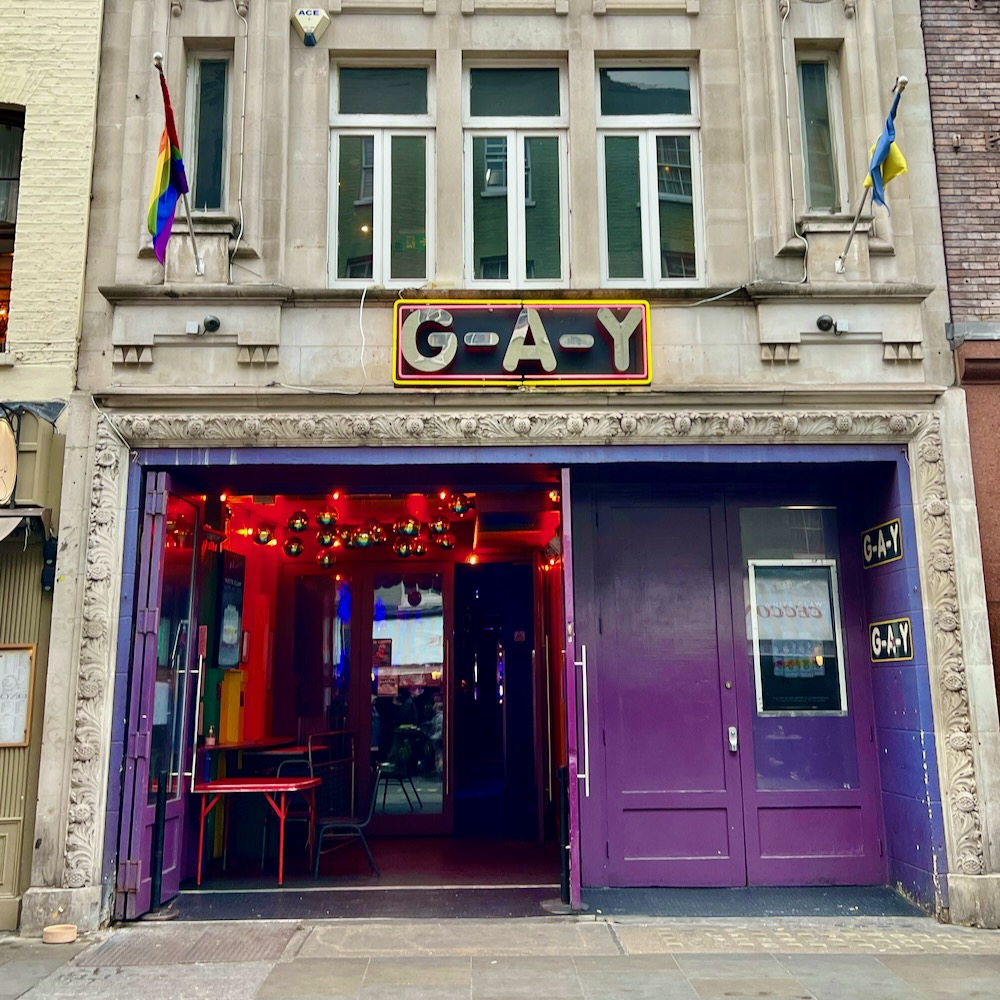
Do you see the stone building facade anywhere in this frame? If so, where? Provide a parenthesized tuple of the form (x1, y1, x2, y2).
(19, 0, 1000, 930)
(0, 0, 104, 930)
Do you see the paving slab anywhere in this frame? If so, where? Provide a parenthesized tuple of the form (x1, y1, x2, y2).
(298, 918, 619, 957)
(19, 960, 273, 1000)
(775, 953, 929, 1000)
(687, 979, 814, 1000)
(255, 956, 369, 999)
(613, 916, 1000, 954)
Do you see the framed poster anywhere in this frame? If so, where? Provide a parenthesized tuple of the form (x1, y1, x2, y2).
(748, 560, 848, 715)
(0, 644, 36, 746)
(217, 550, 245, 668)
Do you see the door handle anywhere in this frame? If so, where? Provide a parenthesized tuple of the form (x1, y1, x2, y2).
(728, 726, 738, 752)
(576, 644, 591, 798)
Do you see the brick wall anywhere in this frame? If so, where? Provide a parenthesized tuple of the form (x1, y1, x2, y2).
(921, 1, 1000, 321)
(0, 1, 103, 400)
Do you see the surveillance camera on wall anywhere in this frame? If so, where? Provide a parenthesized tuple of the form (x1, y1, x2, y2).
(203, 315, 221, 333)
(816, 315, 835, 333)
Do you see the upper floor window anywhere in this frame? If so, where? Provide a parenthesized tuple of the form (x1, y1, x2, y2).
(597, 66, 703, 286)
(797, 54, 847, 214)
(330, 66, 434, 286)
(186, 55, 230, 212)
(0, 110, 24, 351)
(464, 67, 567, 286)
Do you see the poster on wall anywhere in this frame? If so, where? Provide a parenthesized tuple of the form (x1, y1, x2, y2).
(748, 560, 848, 715)
(0, 645, 35, 746)
(217, 551, 245, 668)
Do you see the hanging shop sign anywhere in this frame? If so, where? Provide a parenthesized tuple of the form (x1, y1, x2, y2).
(862, 518, 903, 569)
(869, 617, 914, 662)
(393, 299, 651, 387)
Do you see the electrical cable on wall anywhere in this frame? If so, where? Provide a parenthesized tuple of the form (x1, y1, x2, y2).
(229, 0, 250, 282)
(779, 4, 809, 283)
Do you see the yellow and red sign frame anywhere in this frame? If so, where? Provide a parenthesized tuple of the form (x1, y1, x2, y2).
(392, 298, 652, 388)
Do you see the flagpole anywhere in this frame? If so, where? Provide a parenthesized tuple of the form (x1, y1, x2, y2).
(834, 188, 870, 275)
(153, 54, 204, 277)
(835, 75, 908, 275)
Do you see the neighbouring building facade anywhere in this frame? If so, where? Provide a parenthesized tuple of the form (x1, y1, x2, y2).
(0, 0, 104, 931)
(19, 0, 1000, 931)
(920, 2, 1000, 735)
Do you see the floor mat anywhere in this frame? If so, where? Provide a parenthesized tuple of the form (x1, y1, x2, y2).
(581, 885, 927, 918)
(169, 885, 563, 920)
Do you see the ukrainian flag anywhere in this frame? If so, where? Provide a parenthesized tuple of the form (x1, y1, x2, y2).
(864, 88, 907, 209)
(147, 69, 189, 265)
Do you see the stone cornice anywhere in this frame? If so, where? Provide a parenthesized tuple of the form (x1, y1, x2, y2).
(96, 282, 937, 306)
(60, 404, 984, 896)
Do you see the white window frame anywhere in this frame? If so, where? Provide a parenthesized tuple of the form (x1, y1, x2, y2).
(328, 63, 436, 288)
(796, 53, 849, 215)
(185, 52, 232, 214)
(596, 62, 704, 289)
(463, 64, 568, 288)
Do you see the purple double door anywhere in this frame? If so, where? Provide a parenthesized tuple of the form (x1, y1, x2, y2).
(573, 494, 884, 888)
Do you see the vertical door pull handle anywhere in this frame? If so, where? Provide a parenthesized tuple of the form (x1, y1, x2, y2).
(728, 726, 738, 753)
(576, 644, 591, 798)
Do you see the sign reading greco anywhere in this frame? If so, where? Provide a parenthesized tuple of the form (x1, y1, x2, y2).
(869, 617, 914, 662)
(862, 518, 903, 569)
(393, 299, 651, 387)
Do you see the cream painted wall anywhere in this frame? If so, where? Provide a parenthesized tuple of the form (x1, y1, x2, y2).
(0, 0, 103, 400)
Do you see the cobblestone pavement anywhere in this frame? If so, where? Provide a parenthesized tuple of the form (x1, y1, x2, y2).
(3, 916, 999, 999)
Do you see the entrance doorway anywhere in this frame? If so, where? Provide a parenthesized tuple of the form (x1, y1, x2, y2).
(116, 465, 566, 917)
(573, 486, 885, 888)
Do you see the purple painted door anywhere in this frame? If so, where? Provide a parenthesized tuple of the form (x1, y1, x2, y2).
(119, 474, 198, 917)
(728, 505, 885, 885)
(578, 498, 746, 886)
(575, 491, 884, 888)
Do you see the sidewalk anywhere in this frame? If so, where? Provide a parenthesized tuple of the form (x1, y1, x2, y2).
(3, 915, 999, 999)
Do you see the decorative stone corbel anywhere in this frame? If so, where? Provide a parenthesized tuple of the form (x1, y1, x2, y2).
(237, 346, 279, 365)
(760, 344, 800, 364)
(777, 0, 790, 16)
(112, 347, 154, 366)
(844, 0, 856, 16)
(171, 1, 183, 15)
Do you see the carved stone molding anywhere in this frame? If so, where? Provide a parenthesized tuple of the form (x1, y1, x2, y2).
(63, 418, 125, 889)
(60, 405, 984, 888)
(110, 408, 933, 448)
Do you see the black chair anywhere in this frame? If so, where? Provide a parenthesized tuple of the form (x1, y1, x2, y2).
(378, 725, 427, 812)
(313, 764, 382, 878)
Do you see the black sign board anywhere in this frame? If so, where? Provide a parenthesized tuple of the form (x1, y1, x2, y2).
(393, 299, 651, 387)
(862, 518, 903, 569)
(869, 617, 914, 662)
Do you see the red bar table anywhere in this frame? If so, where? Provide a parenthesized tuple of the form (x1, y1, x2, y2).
(193, 775, 321, 885)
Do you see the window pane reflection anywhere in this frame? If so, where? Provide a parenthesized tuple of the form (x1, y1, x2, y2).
(657, 135, 696, 279)
(524, 137, 560, 279)
(473, 136, 508, 280)
(390, 135, 427, 280)
(338, 135, 374, 279)
(604, 135, 643, 279)
(372, 574, 444, 815)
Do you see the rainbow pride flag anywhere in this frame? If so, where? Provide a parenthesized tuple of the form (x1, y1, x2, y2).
(147, 68, 189, 265)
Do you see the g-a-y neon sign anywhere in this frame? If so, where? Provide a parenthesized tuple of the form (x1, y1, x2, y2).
(393, 299, 651, 387)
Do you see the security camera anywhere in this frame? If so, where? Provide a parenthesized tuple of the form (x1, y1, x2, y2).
(203, 315, 221, 333)
(816, 315, 835, 333)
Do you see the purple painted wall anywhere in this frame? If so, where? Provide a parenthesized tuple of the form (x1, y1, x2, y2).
(858, 466, 948, 911)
